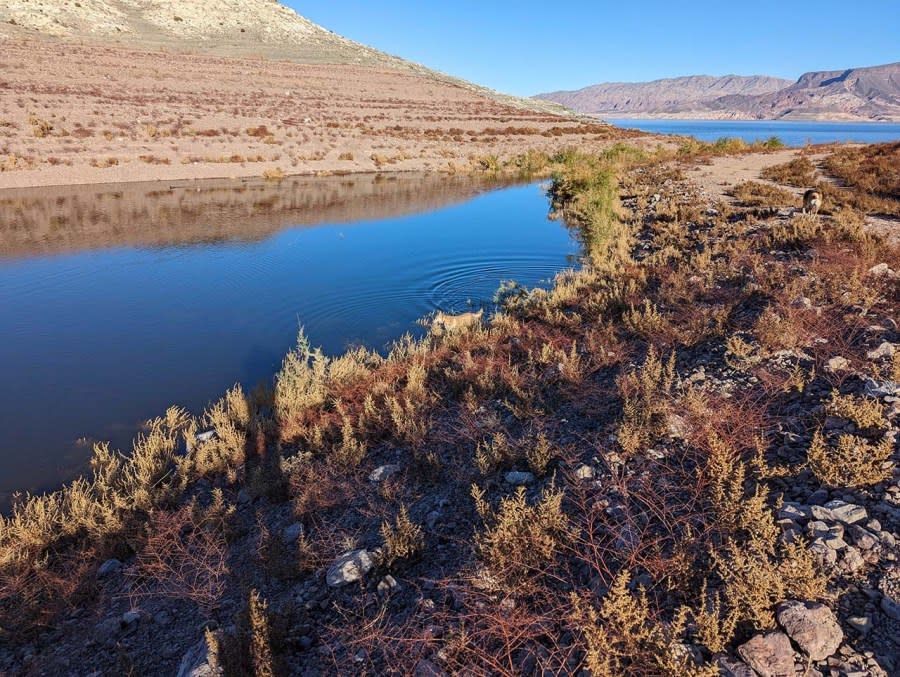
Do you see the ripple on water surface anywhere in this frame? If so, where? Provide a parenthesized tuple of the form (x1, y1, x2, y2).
(0, 175, 580, 504)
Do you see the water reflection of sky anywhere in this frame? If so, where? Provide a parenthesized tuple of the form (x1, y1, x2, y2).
(0, 178, 578, 504)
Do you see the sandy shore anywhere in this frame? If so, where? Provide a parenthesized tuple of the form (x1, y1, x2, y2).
(0, 39, 645, 190)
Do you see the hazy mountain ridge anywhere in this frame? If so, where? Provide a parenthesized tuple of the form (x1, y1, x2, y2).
(537, 75, 792, 115)
(536, 63, 900, 121)
(0, 0, 568, 115)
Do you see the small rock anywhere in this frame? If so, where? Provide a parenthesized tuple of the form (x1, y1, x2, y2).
(776, 600, 842, 661)
(864, 379, 900, 399)
(666, 413, 690, 438)
(377, 575, 400, 596)
(867, 342, 896, 360)
(504, 471, 535, 486)
(737, 631, 796, 677)
(326, 549, 374, 587)
(236, 489, 251, 504)
(715, 655, 756, 677)
(810, 505, 837, 521)
(282, 523, 304, 545)
(369, 464, 401, 482)
(848, 525, 878, 551)
(414, 659, 446, 677)
(824, 356, 851, 373)
(122, 611, 141, 626)
(176, 636, 222, 677)
(825, 501, 868, 525)
(96, 558, 122, 579)
(868, 263, 896, 278)
(574, 464, 595, 480)
(841, 546, 865, 573)
(847, 615, 872, 637)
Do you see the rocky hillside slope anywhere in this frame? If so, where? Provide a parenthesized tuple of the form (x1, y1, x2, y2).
(537, 63, 900, 121)
(0, 0, 565, 115)
(713, 62, 900, 121)
(536, 75, 791, 116)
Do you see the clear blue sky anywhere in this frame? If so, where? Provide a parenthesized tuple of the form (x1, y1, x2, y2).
(287, 1, 899, 96)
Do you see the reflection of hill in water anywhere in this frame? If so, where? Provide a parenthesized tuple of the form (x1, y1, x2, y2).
(0, 173, 522, 258)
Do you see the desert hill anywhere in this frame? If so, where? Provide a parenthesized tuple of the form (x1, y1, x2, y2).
(0, 1, 630, 189)
(0, 0, 565, 115)
(536, 75, 791, 116)
(536, 62, 900, 121)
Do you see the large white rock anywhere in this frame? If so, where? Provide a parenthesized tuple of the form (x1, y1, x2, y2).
(326, 549, 374, 587)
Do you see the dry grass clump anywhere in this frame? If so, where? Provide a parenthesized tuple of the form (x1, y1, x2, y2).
(730, 180, 797, 208)
(823, 141, 900, 214)
(379, 505, 424, 567)
(807, 430, 893, 488)
(826, 392, 886, 432)
(616, 348, 676, 456)
(760, 156, 817, 187)
(572, 572, 718, 677)
(472, 484, 570, 589)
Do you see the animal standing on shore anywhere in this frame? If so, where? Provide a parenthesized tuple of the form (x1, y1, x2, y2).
(803, 188, 823, 216)
(432, 308, 484, 334)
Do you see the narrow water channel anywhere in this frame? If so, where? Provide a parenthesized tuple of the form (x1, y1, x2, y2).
(0, 172, 580, 503)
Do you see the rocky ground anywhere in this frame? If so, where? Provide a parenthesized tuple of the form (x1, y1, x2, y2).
(1, 145, 898, 676)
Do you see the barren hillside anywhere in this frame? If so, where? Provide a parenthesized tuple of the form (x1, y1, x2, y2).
(0, 2, 632, 188)
(536, 75, 791, 116)
(537, 63, 900, 121)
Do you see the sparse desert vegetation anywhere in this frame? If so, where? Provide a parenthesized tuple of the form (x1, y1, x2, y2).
(1, 142, 898, 675)
(0, 40, 644, 189)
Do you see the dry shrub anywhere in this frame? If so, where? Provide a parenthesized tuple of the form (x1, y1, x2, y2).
(571, 572, 717, 676)
(250, 589, 275, 677)
(731, 181, 797, 207)
(616, 347, 676, 456)
(826, 392, 886, 432)
(525, 432, 554, 478)
(474, 432, 513, 476)
(823, 142, 900, 215)
(807, 430, 893, 488)
(379, 505, 424, 568)
(128, 491, 232, 615)
(760, 157, 816, 187)
(472, 484, 569, 589)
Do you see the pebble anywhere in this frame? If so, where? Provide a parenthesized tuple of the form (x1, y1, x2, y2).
(369, 464, 401, 482)
(96, 558, 123, 579)
(504, 471, 535, 486)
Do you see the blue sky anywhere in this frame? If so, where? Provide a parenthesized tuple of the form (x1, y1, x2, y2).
(288, 1, 899, 96)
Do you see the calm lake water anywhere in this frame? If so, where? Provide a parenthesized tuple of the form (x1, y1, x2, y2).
(606, 119, 900, 147)
(0, 173, 578, 504)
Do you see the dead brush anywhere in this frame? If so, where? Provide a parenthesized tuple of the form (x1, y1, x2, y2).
(571, 571, 718, 677)
(379, 505, 424, 568)
(731, 181, 797, 208)
(760, 156, 817, 187)
(615, 347, 676, 457)
(471, 484, 570, 590)
(826, 392, 886, 432)
(807, 430, 893, 488)
(127, 491, 232, 616)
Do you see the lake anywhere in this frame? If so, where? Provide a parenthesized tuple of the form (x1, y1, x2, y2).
(605, 119, 900, 147)
(0, 173, 579, 504)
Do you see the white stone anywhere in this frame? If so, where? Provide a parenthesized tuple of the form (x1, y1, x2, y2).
(326, 549, 374, 587)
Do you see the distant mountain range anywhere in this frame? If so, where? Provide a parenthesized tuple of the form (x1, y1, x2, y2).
(536, 63, 900, 121)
